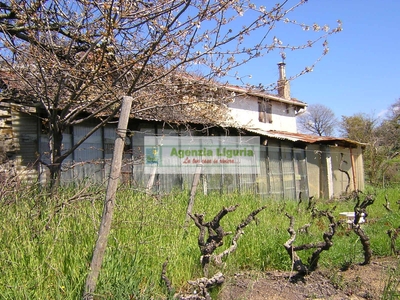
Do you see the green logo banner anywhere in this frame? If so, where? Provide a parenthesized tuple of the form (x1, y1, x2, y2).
(144, 136, 260, 174)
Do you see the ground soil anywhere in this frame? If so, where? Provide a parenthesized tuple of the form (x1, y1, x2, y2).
(218, 256, 399, 300)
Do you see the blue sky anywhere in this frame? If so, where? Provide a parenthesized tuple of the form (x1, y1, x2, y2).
(228, 0, 400, 120)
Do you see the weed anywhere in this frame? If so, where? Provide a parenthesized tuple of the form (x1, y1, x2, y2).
(0, 185, 398, 298)
(382, 259, 400, 300)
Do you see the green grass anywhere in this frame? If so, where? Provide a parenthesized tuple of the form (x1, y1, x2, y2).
(0, 183, 399, 299)
(382, 258, 400, 300)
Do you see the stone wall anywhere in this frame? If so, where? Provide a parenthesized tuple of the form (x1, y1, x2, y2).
(0, 103, 38, 182)
(0, 103, 15, 164)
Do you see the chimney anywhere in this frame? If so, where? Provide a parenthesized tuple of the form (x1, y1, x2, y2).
(277, 62, 290, 99)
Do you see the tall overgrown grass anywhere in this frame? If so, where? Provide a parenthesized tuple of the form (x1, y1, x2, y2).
(0, 182, 399, 299)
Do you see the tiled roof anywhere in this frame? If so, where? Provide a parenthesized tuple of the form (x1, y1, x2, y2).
(224, 84, 307, 108)
(1, 67, 308, 129)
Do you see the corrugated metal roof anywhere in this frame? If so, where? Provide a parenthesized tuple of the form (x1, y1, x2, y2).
(243, 128, 364, 147)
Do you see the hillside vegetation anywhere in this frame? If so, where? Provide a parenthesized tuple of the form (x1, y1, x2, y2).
(1, 182, 399, 299)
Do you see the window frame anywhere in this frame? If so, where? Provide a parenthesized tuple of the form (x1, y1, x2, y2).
(258, 98, 272, 123)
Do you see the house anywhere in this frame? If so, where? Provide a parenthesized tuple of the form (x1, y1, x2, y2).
(218, 63, 365, 199)
(0, 63, 364, 199)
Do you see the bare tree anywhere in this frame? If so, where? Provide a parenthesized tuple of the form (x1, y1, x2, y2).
(0, 0, 342, 187)
(297, 103, 337, 136)
(0, 1, 343, 298)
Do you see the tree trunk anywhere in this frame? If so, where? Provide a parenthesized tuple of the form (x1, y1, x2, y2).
(83, 96, 133, 299)
(49, 126, 64, 190)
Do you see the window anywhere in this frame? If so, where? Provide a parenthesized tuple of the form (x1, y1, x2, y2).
(258, 99, 272, 123)
(285, 104, 290, 114)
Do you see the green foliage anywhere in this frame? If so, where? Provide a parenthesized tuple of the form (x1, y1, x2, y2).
(0, 184, 399, 299)
(339, 113, 375, 143)
(382, 259, 400, 300)
(339, 99, 400, 187)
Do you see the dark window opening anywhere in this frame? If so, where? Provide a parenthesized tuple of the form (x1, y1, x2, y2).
(258, 99, 272, 123)
(285, 104, 290, 114)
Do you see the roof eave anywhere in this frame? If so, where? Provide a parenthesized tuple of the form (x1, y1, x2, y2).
(225, 85, 307, 108)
